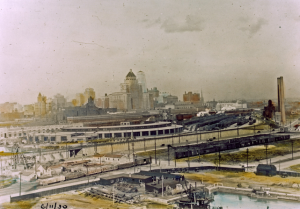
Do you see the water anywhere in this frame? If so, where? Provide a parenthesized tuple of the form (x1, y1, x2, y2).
(211, 192, 300, 209)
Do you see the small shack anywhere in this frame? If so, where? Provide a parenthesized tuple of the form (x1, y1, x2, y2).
(256, 164, 277, 176)
(145, 179, 181, 194)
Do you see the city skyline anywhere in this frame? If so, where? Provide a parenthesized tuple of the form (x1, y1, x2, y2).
(1, 0, 299, 104)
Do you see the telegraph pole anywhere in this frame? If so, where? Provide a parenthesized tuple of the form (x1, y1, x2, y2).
(150, 156, 152, 171)
(246, 148, 249, 171)
(198, 145, 201, 163)
(174, 147, 176, 168)
(19, 172, 22, 196)
(186, 140, 190, 168)
(265, 144, 268, 164)
(127, 138, 130, 161)
(291, 140, 294, 160)
(132, 143, 135, 173)
(155, 137, 157, 164)
(168, 145, 170, 166)
(218, 147, 221, 170)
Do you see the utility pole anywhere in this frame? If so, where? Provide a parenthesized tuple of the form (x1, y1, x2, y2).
(81, 142, 83, 160)
(246, 148, 249, 172)
(186, 140, 190, 168)
(162, 175, 164, 197)
(218, 147, 221, 170)
(198, 146, 201, 163)
(19, 172, 22, 196)
(112, 185, 114, 205)
(168, 145, 170, 166)
(172, 134, 174, 146)
(155, 137, 157, 164)
(127, 138, 130, 161)
(265, 144, 268, 164)
(132, 143, 135, 173)
(87, 165, 89, 184)
(174, 147, 176, 168)
(291, 140, 294, 160)
(196, 130, 198, 144)
(150, 156, 152, 171)
(144, 138, 146, 152)
(66, 143, 68, 159)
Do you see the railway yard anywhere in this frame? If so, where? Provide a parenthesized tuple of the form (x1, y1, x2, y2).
(0, 111, 299, 209)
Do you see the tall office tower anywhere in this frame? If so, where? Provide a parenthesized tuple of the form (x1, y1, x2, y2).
(137, 71, 147, 93)
(84, 88, 96, 104)
(277, 76, 286, 125)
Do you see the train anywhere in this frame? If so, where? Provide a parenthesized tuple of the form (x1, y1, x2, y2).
(38, 157, 151, 186)
(174, 134, 290, 159)
(39, 175, 65, 186)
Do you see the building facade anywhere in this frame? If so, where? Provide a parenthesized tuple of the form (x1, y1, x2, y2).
(109, 70, 154, 111)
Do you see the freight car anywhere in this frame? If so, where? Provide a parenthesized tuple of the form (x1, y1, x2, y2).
(176, 114, 195, 121)
(64, 172, 85, 180)
(39, 175, 65, 186)
(174, 134, 291, 159)
(38, 157, 152, 186)
(117, 162, 135, 169)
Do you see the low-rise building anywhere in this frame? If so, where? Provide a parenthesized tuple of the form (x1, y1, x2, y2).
(256, 164, 277, 176)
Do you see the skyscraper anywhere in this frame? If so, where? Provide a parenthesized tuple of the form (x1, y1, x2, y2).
(137, 71, 147, 93)
(277, 76, 286, 125)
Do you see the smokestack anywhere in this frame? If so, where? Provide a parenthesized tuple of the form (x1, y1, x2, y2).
(277, 76, 286, 125)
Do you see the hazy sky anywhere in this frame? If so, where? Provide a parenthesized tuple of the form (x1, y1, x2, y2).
(1, 0, 300, 105)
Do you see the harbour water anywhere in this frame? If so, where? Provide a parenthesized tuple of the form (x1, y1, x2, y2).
(211, 192, 300, 209)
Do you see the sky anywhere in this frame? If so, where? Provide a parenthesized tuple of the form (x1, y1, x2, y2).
(0, 0, 300, 105)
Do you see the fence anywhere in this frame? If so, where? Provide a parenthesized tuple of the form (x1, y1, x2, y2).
(277, 171, 300, 177)
(10, 179, 100, 203)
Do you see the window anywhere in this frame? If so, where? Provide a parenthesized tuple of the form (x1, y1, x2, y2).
(61, 136, 67, 141)
(104, 133, 112, 138)
(19, 133, 22, 136)
(35, 137, 39, 142)
(51, 137, 56, 141)
(165, 129, 169, 134)
(133, 132, 140, 137)
(158, 130, 163, 135)
(114, 133, 122, 138)
(44, 137, 48, 141)
(98, 134, 102, 139)
(142, 131, 149, 136)
(124, 132, 131, 137)
(170, 129, 174, 134)
(150, 131, 156, 136)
